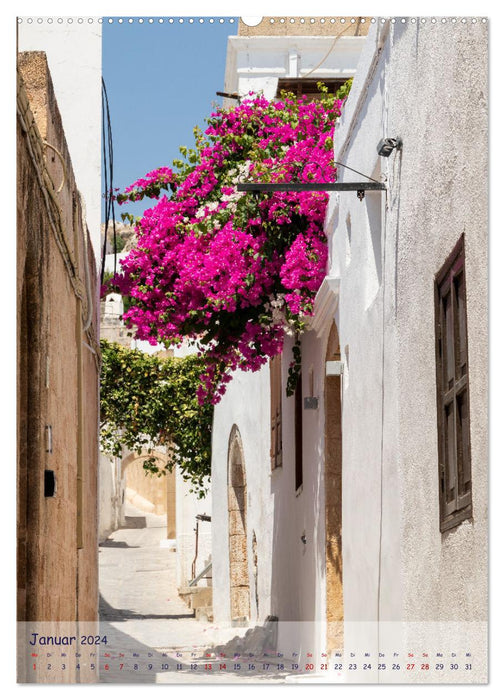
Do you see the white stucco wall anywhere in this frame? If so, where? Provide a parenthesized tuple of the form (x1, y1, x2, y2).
(389, 21, 487, 664)
(213, 19, 487, 676)
(211, 333, 334, 656)
(18, 17, 102, 261)
(175, 470, 212, 589)
(211, 364, 272, 625)
(325, 20, 487, 679)
(98, 453, 124, 543)
(213, 27, 366, 658)
(224, 35, 366, 102)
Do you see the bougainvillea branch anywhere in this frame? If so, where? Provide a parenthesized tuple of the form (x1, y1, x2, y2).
(109, 81, 351, 403)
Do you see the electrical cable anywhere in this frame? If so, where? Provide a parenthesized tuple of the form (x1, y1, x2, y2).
(302, 18, 364, 80)
(42, 140, 67, 192)
(101, 78, 118, 284)
(17, 70, 101, 367)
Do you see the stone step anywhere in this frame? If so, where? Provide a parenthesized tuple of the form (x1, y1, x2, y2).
(195, 606, 213, 622)
(178, 585, 213, 610)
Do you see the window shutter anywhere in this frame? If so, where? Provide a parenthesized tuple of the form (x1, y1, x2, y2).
(435, 236, 473, 531)
(270, 355, 282, 470)
(295, 373, 303, 492)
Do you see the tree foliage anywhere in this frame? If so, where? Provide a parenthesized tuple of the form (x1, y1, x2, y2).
(100, 339, 213, 497)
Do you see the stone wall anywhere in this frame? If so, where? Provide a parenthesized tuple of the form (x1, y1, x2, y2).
(17, 52, 100, 682)
(238, 17, 370, 36)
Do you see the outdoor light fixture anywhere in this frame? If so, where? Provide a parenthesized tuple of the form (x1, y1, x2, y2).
(237, 160, 386, 200)
(377, 137, 402, 157)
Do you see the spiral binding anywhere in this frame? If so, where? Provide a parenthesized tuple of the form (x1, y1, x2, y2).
(17, 17, 489, 25)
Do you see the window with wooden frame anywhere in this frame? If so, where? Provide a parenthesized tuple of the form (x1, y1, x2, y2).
(435, 235, 472, 532)
(270, 354, 282, 470)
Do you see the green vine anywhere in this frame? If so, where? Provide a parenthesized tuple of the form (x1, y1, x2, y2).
(100, 339, 213, 498)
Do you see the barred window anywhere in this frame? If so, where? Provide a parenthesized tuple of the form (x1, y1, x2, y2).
(435, 235, 472, 532)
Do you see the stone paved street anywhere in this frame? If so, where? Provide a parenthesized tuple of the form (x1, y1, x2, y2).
(98, 503, 286, 683)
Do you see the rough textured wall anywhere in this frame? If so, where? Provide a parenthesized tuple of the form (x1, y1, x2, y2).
(17, 52, 99, 680)
(329, 20, 487, 676)
(238, 17, 370, 36)
(387, 20, 488, 626)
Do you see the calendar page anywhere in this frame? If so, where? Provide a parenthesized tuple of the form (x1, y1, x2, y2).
(16, 11, 489, 685)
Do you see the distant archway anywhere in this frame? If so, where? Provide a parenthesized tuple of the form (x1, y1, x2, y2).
(227, 426, 250, 623)
(121, 450, 176, 538)
(325, 322, 344, 652)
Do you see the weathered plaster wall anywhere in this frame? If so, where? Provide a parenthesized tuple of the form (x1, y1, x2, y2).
(388, 19, 488, 628)
(269, 329, 329, 657)
(327, 19, 487, 674)
(211, 333, 331, 655)
(327, 29, 395, 668)
(17, 18, 102, 261)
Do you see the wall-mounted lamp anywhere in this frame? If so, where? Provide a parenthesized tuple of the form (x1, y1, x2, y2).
(377, 137, 402, 157)
(301, 534, 307, 545)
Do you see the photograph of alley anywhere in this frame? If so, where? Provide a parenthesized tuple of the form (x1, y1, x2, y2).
(16, 13, 488, 685)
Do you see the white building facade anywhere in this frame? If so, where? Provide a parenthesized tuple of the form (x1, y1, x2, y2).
(17, 17, 103, 259)
(212, 21, 367, 654)
(326, 20, 488, 678)
(212, 18, 488, 682)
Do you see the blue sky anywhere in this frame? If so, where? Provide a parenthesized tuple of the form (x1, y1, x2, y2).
(102, 17, 238, 221)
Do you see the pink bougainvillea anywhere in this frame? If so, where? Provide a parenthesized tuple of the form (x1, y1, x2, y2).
(110, 83, 351, 403)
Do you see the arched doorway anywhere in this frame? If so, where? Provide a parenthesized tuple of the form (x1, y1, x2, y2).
(325, 322, 344, 652)
(227, 426, 250, 623)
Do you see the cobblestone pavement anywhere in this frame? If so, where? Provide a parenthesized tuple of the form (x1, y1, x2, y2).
(98, 503, 286, 684)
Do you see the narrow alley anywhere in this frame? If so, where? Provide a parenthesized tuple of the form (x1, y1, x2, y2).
(98, 503, 287, 683)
